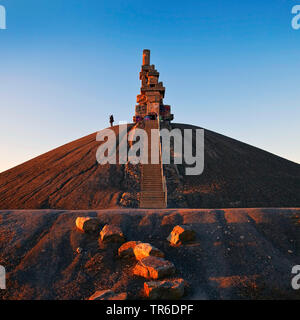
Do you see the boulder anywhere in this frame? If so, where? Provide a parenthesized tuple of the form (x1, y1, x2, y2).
(167, 225, 196, 245)
(118, 241, 141, 258)
(133, 256, 175, 279)
(133, 243, 164, 260)
(144, 278, 185, 299)
(88, 289, 127, 300)
(100, 224, 125, 243)
(76, 217, 101, 233)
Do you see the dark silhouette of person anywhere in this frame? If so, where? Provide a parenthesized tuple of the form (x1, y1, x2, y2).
(109, 115, 114, 127)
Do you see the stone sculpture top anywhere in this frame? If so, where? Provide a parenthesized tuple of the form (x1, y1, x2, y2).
(133, 49, 173, 123)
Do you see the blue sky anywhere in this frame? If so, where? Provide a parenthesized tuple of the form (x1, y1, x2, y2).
(0, 0, 299, 172)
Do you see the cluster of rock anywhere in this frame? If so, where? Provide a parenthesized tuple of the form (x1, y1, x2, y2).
(76, 217, 125, 243)
(119, 225, 195, 299)
(75, 216, 195, 300)
(118, 241, 181, 299)
(119, 192, 139, 208)
(119, 162, 141, 208)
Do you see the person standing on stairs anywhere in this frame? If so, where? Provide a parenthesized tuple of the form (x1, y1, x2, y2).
(109, 115, 114, 127)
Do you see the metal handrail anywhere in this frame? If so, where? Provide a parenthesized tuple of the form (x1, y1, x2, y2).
(157, 118, 168, 207)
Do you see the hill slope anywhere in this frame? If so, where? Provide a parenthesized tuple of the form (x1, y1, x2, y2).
(0, 123, 299, 209)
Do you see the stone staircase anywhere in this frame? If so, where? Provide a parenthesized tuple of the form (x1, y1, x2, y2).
(140, 120, 167, 209)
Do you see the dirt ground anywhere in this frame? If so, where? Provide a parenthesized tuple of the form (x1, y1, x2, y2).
(1, 208, 300, 300)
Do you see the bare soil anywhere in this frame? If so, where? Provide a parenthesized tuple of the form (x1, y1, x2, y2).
(1, 208, 300, 300)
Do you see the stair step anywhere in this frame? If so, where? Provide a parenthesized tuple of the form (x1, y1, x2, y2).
(142, 186, 164, 189)
(142, 183, 162, 185)
(140, 120, 167, 209)
(142, 182, 162, 184)
(141, 191, 165, 195)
